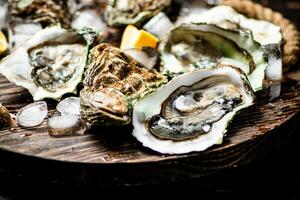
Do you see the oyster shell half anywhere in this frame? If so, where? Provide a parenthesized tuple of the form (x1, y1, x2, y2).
(160, 23, 268, 92)
(177, 5, 283, 81)
(132, 65, 254, 154)
(80, 43, 167, 126)
(0, 26, 91, 101)
(105, 0, 172, 27)
(160, 23, 254, 74)
(180, 5, 282, 45)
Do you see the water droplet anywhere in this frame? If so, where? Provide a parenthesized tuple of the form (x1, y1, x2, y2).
(9, 127, 17, 132)
(202, 124, 210, 133)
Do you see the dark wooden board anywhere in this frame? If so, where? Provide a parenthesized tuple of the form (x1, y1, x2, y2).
(0, 0, 299, 190)
(0, 0, 300, 184)
(0, 65, 299, 186)
(0, 68, 299, 165)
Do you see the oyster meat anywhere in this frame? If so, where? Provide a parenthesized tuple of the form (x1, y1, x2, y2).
(105, 0, 172, 27)
(159, 23, 268, 92)
(177, 5, 283, 81)
(132, 65, 254, 154)
(0, 26, 91, 101)
(80, 43, 166, 125)
(160, 23, 254, 74)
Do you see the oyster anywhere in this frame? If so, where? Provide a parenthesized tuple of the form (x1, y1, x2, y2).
(160, 23, 254, 74)
(105, 0, 172, 27)
(178, 6, 283, 82)
(159, 23, 268, 92)
(183, 6, 282, 45)
(0, 26, 91, 101)
(8, 0, 71, 28)
(80, 43, 167, 125)
(7, 0, 72, 49)
(0, 103, 16, 128)
(132, 65, 254, 154)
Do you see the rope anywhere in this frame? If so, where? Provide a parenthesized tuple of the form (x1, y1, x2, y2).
(222, 0, 300, 70)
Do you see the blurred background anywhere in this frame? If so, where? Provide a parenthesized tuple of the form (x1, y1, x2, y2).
(0, 0, 299, 199)
(257, 0, 300, 26)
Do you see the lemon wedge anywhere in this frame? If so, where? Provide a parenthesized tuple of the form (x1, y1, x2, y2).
(120, 25, 159, 50)
(0, 31, 8, 55)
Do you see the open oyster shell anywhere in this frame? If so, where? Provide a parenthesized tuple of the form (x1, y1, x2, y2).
(177, 5, 283, 82)
(0, 26, 91, 101)
(179, 5, 282, 46)
(80, 43, 167, 126)
(132, 65, 254, 154)
(159, 23, 268, 92)
(160, 23, 254, 74)
(105, 0, 172, 27)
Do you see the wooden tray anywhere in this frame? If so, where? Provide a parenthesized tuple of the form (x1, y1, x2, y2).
(0, 69, 299, 185)
(0, 1, 300, 186)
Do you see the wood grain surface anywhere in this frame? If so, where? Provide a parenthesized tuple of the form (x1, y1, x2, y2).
(0, 1, 299, 192)
(0, 0, 300, 185)
(0, 68, 299, 166)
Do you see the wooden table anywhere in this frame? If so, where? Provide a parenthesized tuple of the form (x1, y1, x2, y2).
(0, 0, 300, 198)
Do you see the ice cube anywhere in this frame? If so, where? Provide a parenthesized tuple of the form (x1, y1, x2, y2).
(123, 48, 158, 70)
(17, 101, 48, 127)
(56, 97, 80, 116)
(143, 12, 173, 40)
(48, 114, 85, 136)
(71, 9, 107, 32)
